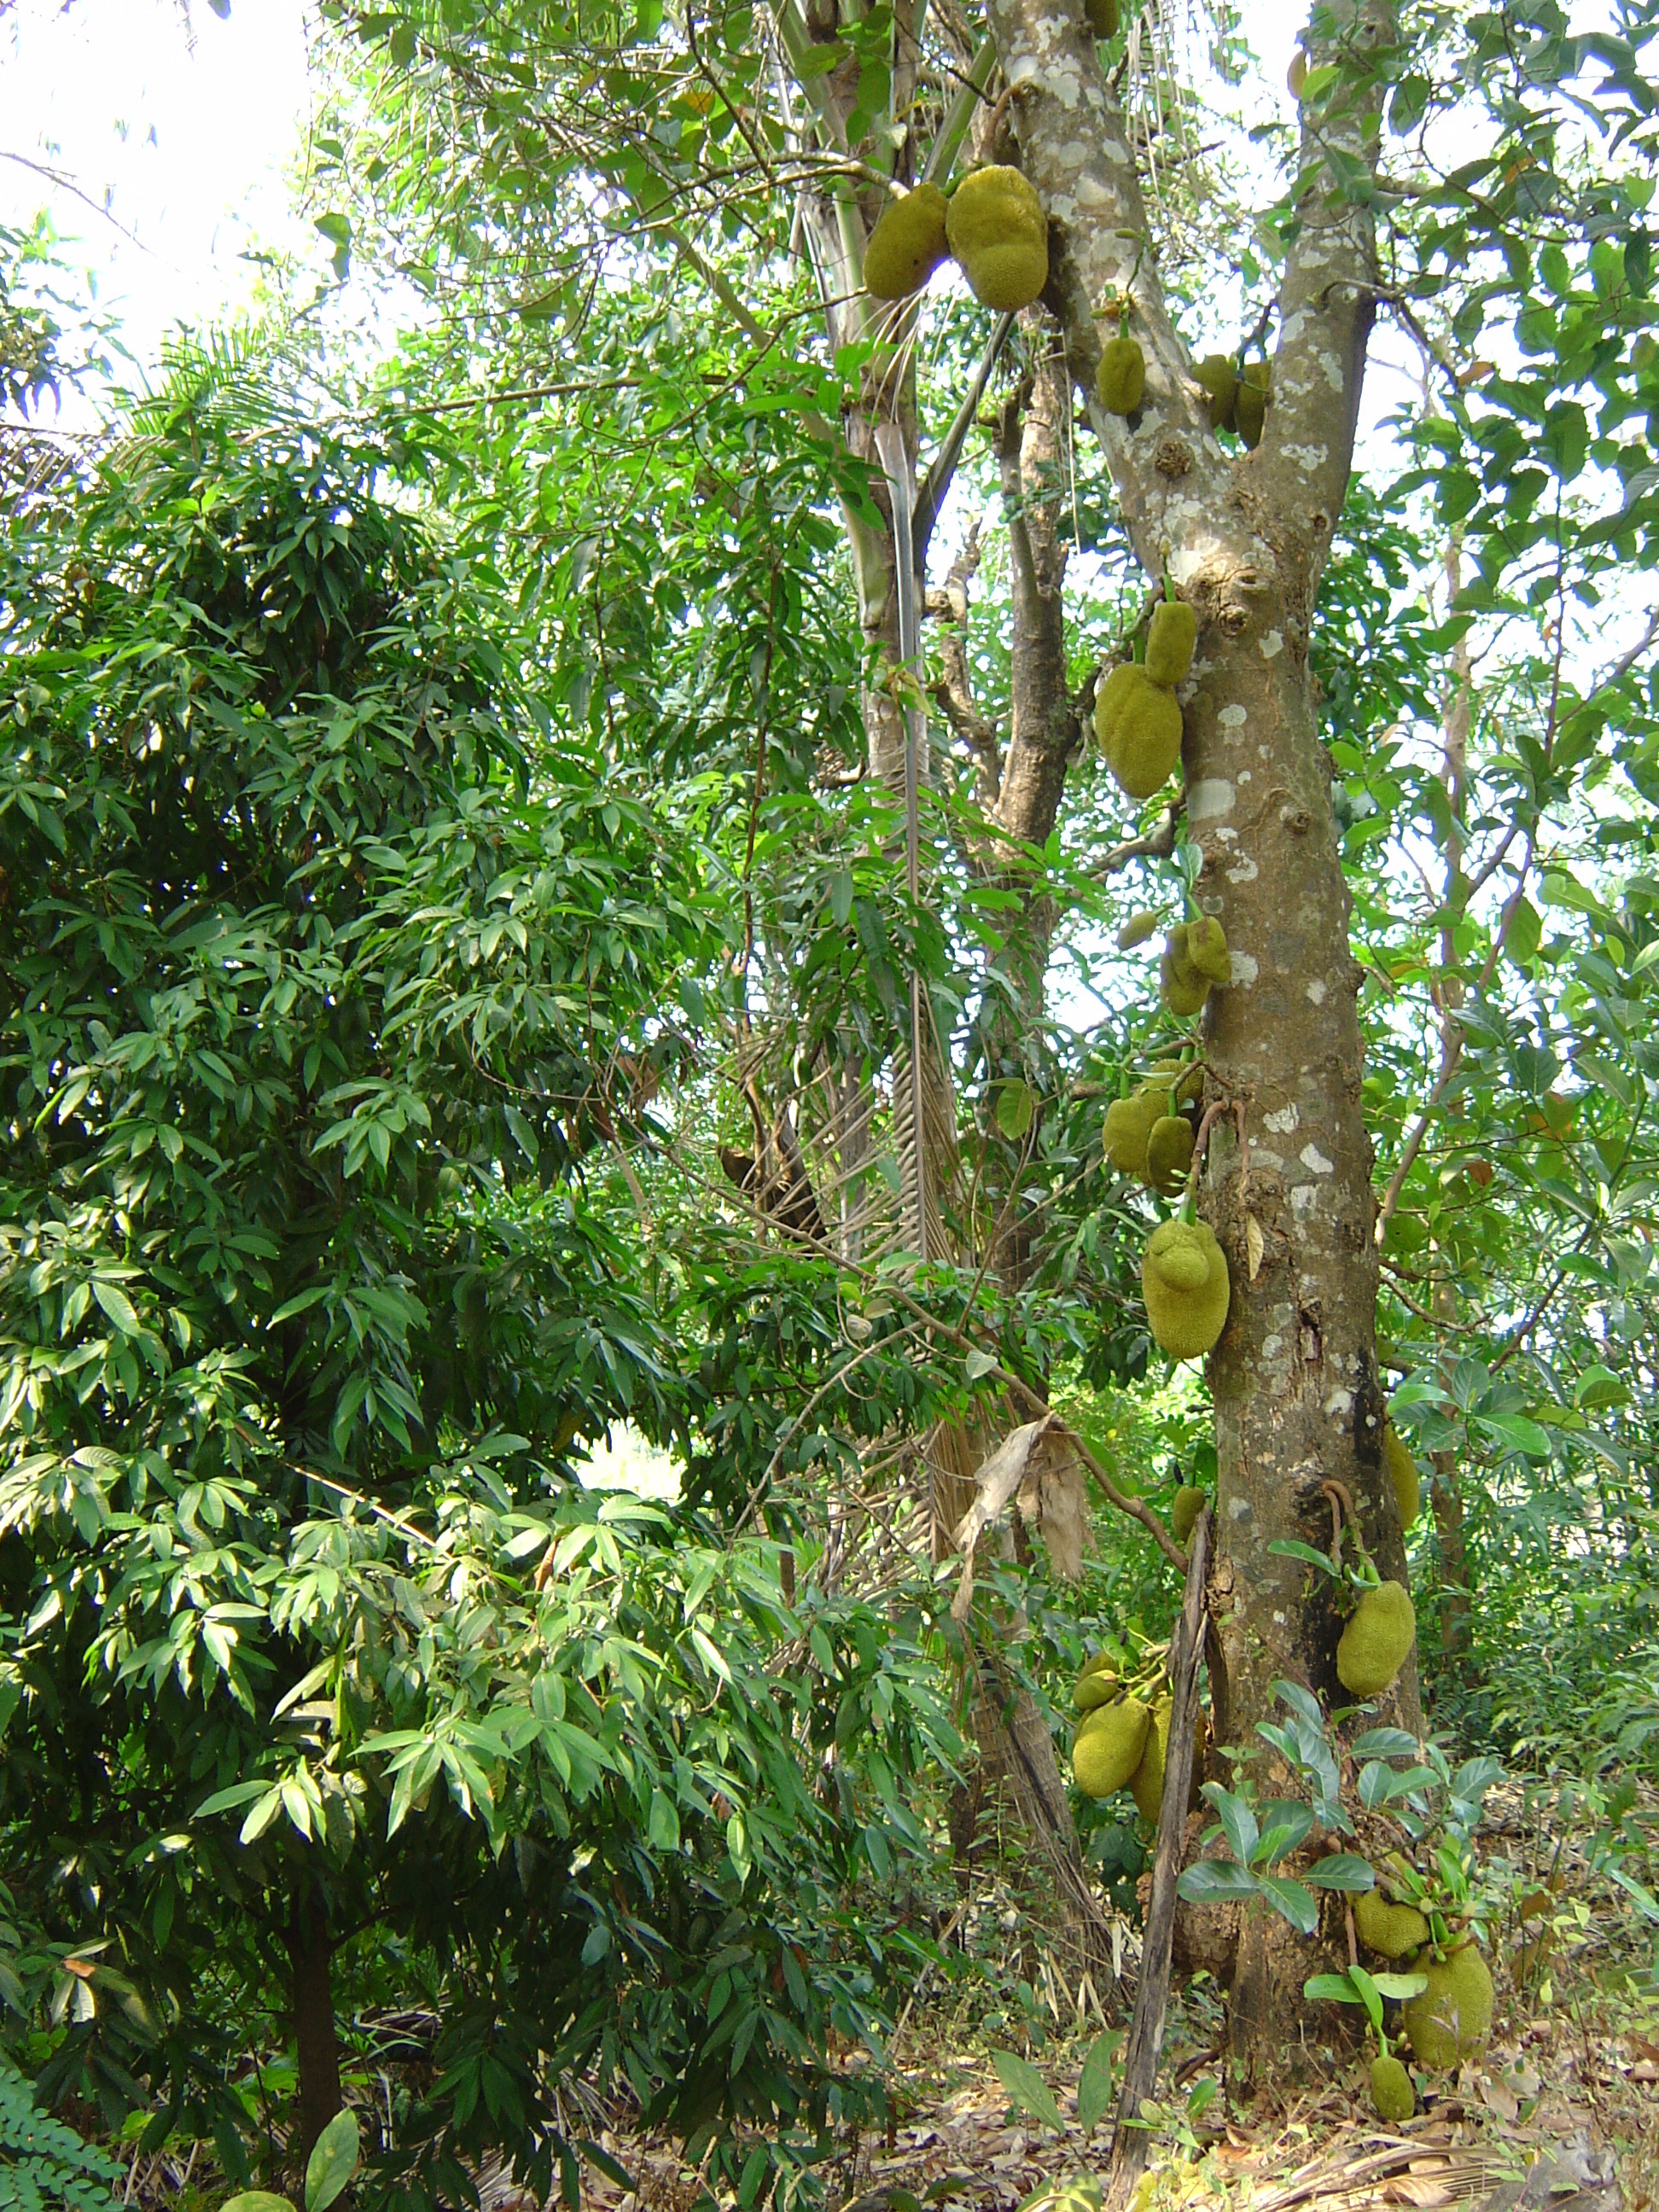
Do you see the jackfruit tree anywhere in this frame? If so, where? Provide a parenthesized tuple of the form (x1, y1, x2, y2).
(288, 0, 1659, 2066)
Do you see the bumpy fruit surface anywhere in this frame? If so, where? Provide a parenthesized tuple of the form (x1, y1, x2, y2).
(1184, 914, 1231, 985)
(1097, 334, 1146, 416)
(1146, 1114, 1195, 1196)
(1235, 359, 1271, 449)
(1117, 909, 1160, 951)
(864, 184, 951, 299)
(1142, 1220, 1231, 1359)
(1144, 599, 1197, 687)
(1172, 1484, 1207, 1544)
(1074, 1665, 1120, 1713)
(1196, 352, 1237, 429)
(1160, 926, 1211, 1017)
(1354, 1888, 1430, 1960)
(946, 166, 1048, 311)
(1369, 2053, 1414, 2122)
(1073, 1696, 1151, 1798)
(1402, 1946, 1493, 2070)
(1336, 1580, 1417, 1698)
(1103, 1090, 1161, 1177)
(1095, 661, 1183, 800)
(1386, 1423, 1422, 1528)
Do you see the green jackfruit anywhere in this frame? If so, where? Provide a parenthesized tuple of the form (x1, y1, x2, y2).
(1074, 1657, 1120, 1712)
(1385, 1422, 1422, 1528)
(1336, 1580, 1417, 1699)
(1130, 1692, 1207, 1821)
(1117, 909, 1160, 952)
(1402, 1946, 1493, 2071)
(1172, 1484, 1207, 1544)
(1146, 1114, 1195, 1196)
(1235, 359, 1271, 450)
(1196, 352, 1237, 430)
(1184, 914, 1231, 986)
(946, 166, 1048, 311)
(1354, 1888, 1430, 1960)
(1142, 1219, 1231, 1359)
(864, 183, 951, 300)
(1103, 1089, 1161, 1177)
(1288, 49, 1309, 100)
(1144, 600, 1197, 687)
(1095, 661, 1184, 800)
(1085, 0, 1120, 36)
(1073, 1695, 1151, 1798)
(1097, 334, 1145, 416)
(1160, 927, 1211, 1018)
(1369, 2053, 1414, 2122)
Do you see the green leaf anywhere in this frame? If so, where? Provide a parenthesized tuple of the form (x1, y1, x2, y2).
(305, 2106, 360, 2212)
(990, 2048, 1068, 2134)
(1175, 1860, 1260, 1906)
(829, 868, 854, 927)
(1302, 1854, 1376, 1890)
(1254, 1876, 1318, 1935)
(996, 1080, 1037, 1140)
(1303, 1972, 1363, 2005)
(1076, 2029, 1121, 2133)
(223, 2197, 297, 2212)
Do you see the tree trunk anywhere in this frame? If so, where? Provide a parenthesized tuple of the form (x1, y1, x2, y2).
(988, 0, 1416, 2069)
(288, 1892, 342, 2168)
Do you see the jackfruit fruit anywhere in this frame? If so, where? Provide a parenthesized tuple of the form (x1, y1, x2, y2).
(1117, 909, 1160, 952)
(1354, 1889, 1430, 1960)
(864, 183, 951, 300)
(1103, 1089, 1161, 1177)
(1073, 1695, 1151, 1798)
(1401, 1945, 1493, 2071)
(1074, 1656, 1120, 1712)
(1097, 334, 1145, 416)
(1146, 1114, 1195, 1196)
(1196, 353, 1237, 431)
(946, 166, 1049, 312)
(1184, 914, 1231, 986)
(1129, 1692, 1207, 1821)
(1144, 599, 1197, 688)
(1336, 1580, 1417, 1698)
(1235, 359, 1271, 450)
(1095, 661, 1184, 801)
(1160, 928, 1211, 1018)
(1288, 49, 1308, 100)
(1385, 1423, 1422, 1528)
(1086, 0, 1120, 36)
(1172, 1484, 1207, 1544)
(1142, 1219, 1231, 1359)
(1369, 2053, 1414, 2122)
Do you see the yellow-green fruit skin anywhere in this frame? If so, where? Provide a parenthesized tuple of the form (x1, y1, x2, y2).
(1073, 1697, 1151, 1798)
(1369, 2054, 1414, 2122)
(1336, 1580, 1417, 1698)
(1196, 353, 1237, 430)
(1386, 1423, 1422, 1528)
(1354, 1889, 1430, 1960)
(1235, 362, 1270, 449)
(1172, 1484, 1206, 1544)
(1095, 661, 1184, 800)
(1085, 0, 1119, 36)
(1074, 1668, 1119, 1713)
(1117, 908, 1160, 951)
(1144, 600, 1197, 687)
(1402, 1947, 1493, 2071)
(1160, 936, 1210, 1018)
(1146, 1115, 1195, 1196)
(864, 183, 951, 300)
(1131, 1694, 1170, 1822)
(1103, 1090, 1160, 1177)
(1184, 914, 1231, 986)
(946, 166, 1049, 311)
(1142, 1220, 1231, 1359)
(1097, 335, 1146, 415)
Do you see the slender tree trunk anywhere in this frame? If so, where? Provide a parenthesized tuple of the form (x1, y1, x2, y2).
(288, 1892, 342, 2168)
(990, 0, 1414, 2069)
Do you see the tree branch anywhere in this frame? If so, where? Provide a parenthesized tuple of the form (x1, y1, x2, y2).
(913, 309, 1016, 562)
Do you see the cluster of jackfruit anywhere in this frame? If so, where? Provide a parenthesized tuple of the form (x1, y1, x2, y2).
(865, 166, 1052, 311)
(1336, 1579, 1417, 1697)
(1160, 914, 1231, 1019)
(1069, 1659, 1206, 1819)
(1094, 598, 1196, 801)
(1142, 1219, 1231, 1359)
(1194, 352, 1272, 450)
(1102, 1060, 1202, 1191)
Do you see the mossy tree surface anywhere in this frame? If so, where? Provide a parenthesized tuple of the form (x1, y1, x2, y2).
(984, 0, 1412, 2056)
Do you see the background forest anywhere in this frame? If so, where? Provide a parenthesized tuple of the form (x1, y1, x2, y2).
(2, 0, 1658, 2208)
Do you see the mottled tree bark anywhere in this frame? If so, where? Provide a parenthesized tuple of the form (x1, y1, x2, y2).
(288, 1891, 342, 2168)
(986, 0, 1416, 2066)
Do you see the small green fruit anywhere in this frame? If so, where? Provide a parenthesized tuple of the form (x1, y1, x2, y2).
(1369, 2052, 1414, 2122)
(1195, 352, 1237, 430)
(1103, 1089, 1161, 1177)
(1144, 599, 1197, 687)
(1142, 1219, 1231, 1359)
(1145, 1114, 1195, 1196)
(1184, 914, 1231, 986)
(1172, 1484, 1207, 1544)
(1159, 925, 1211, 1018)
(1073, 1695, 1151, 1798)
(1094, 661, 1184, 800)
(1336, 1580, 1417, 1698)
(1235, 358, 1271, 449)
(1354, 1888, 1430, 1960)
(1085, 0, 1120, 36)
(1117, 908, 1161, 951)
(864, 184, 951, 299)
(1385, 1422, 1422, 1528)
(1074, 1663, 1120, 1712)
(1097, 334, 1146, 416)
